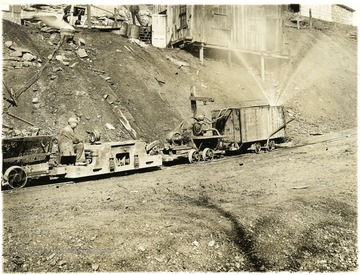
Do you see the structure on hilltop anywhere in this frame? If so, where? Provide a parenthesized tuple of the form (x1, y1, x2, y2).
(288, 4, 356, 26)
(152, 5, 289, 80)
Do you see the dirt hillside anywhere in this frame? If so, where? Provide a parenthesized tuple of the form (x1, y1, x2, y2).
(2, 17, 357, 144)
(277, 20, 357, 140)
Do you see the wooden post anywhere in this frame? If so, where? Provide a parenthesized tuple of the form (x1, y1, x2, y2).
(260, 53, 265, 80)
(190, 86, 197, 116)
(69, 5, 74, 26)
(309, 9, 313, 31)
(114, 8, 118, 28)
(296, 13, 300, 30)
(87, 5, 91, 29)
(200, 43, 204, 65)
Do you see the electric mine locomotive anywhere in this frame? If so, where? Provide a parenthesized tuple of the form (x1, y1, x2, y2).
(1, 134, 162, 189)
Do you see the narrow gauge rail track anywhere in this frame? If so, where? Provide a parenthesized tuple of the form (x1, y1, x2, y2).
(2, 133, 351, 193)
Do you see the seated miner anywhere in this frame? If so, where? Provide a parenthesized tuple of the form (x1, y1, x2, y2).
(58, 117, 85, 165)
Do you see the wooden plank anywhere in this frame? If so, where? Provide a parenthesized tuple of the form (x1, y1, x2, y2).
(199, 43, 204, 64)
(6, 112, 35, 126)
(189, 96, 214, 102)
(87, 5, 91, 29)
(195, 43, 290, 60)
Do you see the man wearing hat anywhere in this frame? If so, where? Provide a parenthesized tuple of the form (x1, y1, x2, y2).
(58, 117, 85, 164)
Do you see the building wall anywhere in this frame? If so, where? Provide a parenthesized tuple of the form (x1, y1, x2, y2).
(154, 5, 283, 53)
(233, 5, 283, 52)
(332, 5, 353, 25)
(192, 5, 232, 47)
(165, 5, 192, 44)
(299, 5, 332, 21)
(299, 4, 354, 25)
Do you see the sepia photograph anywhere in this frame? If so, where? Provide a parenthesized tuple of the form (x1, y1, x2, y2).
(1, 1, 358, 272)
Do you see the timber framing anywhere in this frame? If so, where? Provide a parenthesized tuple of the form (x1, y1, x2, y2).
(193, 42, 290, 60)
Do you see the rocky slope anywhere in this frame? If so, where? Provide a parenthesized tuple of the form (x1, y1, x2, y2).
(2, 17, 357, 145)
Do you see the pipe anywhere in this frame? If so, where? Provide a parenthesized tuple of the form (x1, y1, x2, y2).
(266, 118, 295, 148)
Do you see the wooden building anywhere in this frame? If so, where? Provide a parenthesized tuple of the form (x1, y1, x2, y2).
(290, 4, 355, 26)
(153, 5, 288, 79)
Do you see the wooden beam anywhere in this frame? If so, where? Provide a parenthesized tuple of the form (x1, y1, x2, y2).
(70, 5, 74, 26)
(296, 13, 300, 30)
(113, 8, 118, 27)
(189, 96, 215, 102)
(2, 81, 17, 106)
(6, 112, 35, 126)
(199, 43, 204, 65)
(193, 42, 290, 60)
(87, 5, 91, 29)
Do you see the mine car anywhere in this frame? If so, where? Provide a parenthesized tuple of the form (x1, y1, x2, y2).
(1, 134, 162, 189)
(162, 105, 288, 163)
(2, 135, 54, 189)
(211, 105, 287, 153)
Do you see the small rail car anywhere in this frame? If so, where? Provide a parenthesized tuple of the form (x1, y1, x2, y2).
(162, 116, 227, 163)
(211, 105, 287, 153)
(161, 105, 289, 163)
(2, 135, 54, 189)
(1, 135, 162, 189)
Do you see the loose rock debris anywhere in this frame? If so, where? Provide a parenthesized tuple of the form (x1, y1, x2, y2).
(76, 48, 88, 58)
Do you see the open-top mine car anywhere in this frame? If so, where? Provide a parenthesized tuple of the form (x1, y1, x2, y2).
(2, 135, 54, 189)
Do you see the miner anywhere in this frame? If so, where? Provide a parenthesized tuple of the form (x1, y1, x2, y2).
(59, 117, 85, 164)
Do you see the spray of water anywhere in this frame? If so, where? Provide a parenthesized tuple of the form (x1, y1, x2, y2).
(275, 59, 303, 106)
(230, 49, 277, 106)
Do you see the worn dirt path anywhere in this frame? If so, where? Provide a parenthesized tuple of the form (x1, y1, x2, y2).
(2, 128, 357, 272)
